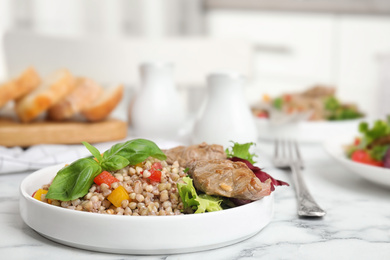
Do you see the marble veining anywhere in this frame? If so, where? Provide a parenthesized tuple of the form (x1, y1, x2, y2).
(1, 141, 390, 260)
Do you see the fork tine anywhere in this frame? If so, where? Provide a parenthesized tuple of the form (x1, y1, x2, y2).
(286, 139, 293, 163)
(274, 139, 279, 159)
(293, 140, 304, 168)
(283, 139, 288, 160)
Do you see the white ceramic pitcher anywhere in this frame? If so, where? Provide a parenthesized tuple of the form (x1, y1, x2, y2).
(130, 62, 186, 139)
(192, 72, 258, 148)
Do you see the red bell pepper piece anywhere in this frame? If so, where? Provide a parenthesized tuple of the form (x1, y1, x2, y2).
(149, 162, 162, 182)
(94, 171, 119, 186)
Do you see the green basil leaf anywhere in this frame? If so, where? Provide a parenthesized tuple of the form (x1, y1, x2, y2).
(101, 155, 129, 171)
(46, 158, 102, 201)
(102, 139, 166, 166)
(82, 141, 102, 163)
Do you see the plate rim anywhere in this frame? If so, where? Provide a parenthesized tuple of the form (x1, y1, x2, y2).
(255, 117, 364, 143)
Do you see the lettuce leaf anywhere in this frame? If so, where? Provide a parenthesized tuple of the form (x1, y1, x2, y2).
(225, 141, 257, 164)
(369, 145, 390, 161)
(197, 194, 223, 213)
(359, 117, 390, 146)
(177, 176, 222, 213)
(273, 97, 283, 110)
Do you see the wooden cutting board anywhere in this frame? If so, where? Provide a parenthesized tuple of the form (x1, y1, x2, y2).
(0, 118, 128, 147)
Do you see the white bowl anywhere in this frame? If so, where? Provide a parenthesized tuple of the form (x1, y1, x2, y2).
(323, 136, 390, 188)
(20, 164, 274, 255)
(256, 117, 363, 143)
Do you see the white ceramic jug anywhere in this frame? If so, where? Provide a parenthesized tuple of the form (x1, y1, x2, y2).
(192, 72, 258, 148)
(130, 62, 186, 139)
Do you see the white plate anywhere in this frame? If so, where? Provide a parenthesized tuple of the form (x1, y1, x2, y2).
(256, 117, 363, 143)
(323, 136, 390, 188)
(19, 164, 274, 255)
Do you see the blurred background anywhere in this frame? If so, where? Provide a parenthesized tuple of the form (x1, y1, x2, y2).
(0, 0, 390, 118)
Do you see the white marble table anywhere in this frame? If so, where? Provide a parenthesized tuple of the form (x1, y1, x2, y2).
(1, 141, 390, 260)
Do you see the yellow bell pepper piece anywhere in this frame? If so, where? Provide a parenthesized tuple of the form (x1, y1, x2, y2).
(33, 189, 48, 201)
(108, 185, 130, 208)
(262, 94, 271, 103)
(135, 162, 143, 168)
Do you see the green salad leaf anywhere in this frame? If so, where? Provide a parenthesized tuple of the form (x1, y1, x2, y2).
(177, 176, 222, 213)
(324, 96, 363, 121)
(359, 117, 390, 146)
(225, 141, 257, 164)
(197, 194, 224, 213)
(272, 97, 283, 110)
(324, 96, 339, 111)
(369, 145, 390, 161)
(46, 158, 101, 201)
(177, 177, 198, 210)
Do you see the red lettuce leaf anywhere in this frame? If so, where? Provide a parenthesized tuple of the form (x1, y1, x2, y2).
(384, 147, 390, 168)
(229, 198, 253, 206)
(229, 157, 289, 191)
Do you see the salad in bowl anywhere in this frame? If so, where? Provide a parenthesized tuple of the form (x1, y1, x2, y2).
(252, 85, 364, 122)
(252, 86, 365, 143)
(22, 139, 288, 254)
(31, 139, 288, 216)
(345, 117, 390, 168)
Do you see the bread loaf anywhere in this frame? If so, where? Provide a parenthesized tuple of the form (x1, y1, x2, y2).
(0, 67, 41, 108)
(48, 77, 103, 121)
(82, 84, 124, 122)
(15, 69, 75, 122)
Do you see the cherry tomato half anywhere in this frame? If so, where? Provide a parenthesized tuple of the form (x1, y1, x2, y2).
(351, 150, 383, 167)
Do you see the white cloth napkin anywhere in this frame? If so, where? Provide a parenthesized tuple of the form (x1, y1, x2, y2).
(0, 138, 184, 174)
(0, 144, 96, 174)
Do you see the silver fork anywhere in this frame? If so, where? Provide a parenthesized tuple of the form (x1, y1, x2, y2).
(273, 139, 326, 218)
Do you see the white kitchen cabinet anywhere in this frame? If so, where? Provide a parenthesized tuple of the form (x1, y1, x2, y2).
(336, 15, 390, 117)
(206, 10, 390, 116)
(206, 11, 336, 102)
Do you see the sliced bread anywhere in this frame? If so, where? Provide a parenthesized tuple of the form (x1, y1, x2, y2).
(81, 84, 124, 122)
(0, 67, 41, 108)
(48, 77, 103, 121)
(15, 69, 75, 122)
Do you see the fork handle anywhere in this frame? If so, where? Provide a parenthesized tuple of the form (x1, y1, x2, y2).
(290, 163, 326, 217)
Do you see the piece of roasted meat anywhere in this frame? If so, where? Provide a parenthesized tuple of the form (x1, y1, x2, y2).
(163, 142, 226, 167)
(188, 159, 272, 201)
